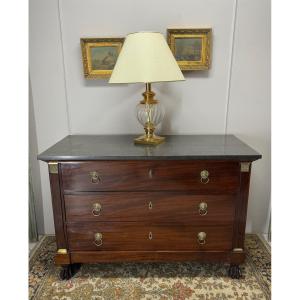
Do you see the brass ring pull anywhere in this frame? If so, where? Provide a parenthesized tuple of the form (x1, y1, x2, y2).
(148, 201, 153, 210)
(92, 203, 101, 216)
(198, 202, 208, 216)
(89, 171, 100, 184)
(94, 232, 102, 247)
(197, 232, 206, 245)
(149, 232, 153, 240)
(200, 170, 209, 184)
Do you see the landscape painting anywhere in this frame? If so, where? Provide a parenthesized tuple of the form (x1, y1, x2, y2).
(174, 37, 202, 61)
(81, 38, 124, 79)
(167, 28, 212, 71)
(90, 46, 119, 70)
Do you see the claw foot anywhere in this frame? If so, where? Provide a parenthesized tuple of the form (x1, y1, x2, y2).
(59, 263, 81, 280)
(228, 264, 242, 279)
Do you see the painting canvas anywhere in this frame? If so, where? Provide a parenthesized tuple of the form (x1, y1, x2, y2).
(81, 38, 124, 79)
(167, 28, 211, 71)
(174, 38, 202, 61)
(90, 46, 119, 70)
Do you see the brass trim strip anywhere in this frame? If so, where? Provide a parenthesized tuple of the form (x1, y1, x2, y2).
(240, 162, 251, 172)
(233, 248, 244, 252)
(48, 162, 58, 174)
(57, 248, 67, 254)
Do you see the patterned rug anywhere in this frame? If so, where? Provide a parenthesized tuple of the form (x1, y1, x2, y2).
(29, 234, 270, 300)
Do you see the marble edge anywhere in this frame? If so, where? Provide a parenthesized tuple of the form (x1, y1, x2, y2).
(38, 154, 262, 162)
(37, 134, 262, 162)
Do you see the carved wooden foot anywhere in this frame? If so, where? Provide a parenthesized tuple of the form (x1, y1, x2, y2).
(59, 263, 81, 280)
(228, 264, 242, 279)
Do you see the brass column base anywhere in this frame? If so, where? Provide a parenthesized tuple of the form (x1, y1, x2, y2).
(134, 134, 165, 145)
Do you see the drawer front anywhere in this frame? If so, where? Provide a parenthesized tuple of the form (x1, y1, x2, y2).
(67, 223, 233, 251)
(61, 161, 240, 193)
(65, 193, 235, 224)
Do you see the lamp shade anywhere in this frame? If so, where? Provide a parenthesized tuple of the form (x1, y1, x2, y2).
(109, 32, 185, 84)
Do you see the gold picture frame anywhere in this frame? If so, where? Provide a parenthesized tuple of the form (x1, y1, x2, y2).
(80, 38, 124, 79)
(167, 28, 212, 71)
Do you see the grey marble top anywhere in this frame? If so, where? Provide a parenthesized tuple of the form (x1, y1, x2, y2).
(38, 135, 261, 162)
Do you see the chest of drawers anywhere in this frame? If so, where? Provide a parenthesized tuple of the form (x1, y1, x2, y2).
(38, 135, 261, 280)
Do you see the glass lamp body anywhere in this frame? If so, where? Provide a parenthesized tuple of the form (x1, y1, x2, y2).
(136, 102, 165, 130)
(134, 83, 167, 145)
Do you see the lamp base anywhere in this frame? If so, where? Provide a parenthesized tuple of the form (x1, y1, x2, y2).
(134, 134, 165, 145)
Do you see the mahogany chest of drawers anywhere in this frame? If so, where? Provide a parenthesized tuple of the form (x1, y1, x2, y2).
(38, 135, 261, 279)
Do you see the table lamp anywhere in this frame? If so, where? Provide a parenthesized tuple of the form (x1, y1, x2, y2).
(109, 32, 185, 145)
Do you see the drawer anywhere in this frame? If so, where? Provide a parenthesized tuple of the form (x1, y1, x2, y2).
(65, 193, 235, 224)
(61, 161, 240, 193)
(67, 223, 233, 251)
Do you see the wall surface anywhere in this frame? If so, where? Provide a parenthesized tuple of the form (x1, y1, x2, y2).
(227, 0, 271, 233)
(29, 0, 70, 233)
(29, 0, 271, 234)
(29, 78, 44, 234)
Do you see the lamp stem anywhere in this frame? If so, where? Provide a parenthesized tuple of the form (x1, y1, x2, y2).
(146, 82, 151, 92)
(143, 83, 156, 104)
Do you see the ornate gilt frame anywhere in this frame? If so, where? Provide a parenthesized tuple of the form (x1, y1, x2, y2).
(167, 28, 212, 71)
(80, 38, 124, 79)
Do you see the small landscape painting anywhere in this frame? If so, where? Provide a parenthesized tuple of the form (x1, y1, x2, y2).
(81, 38, 124, 79)
(174, 38, 202, 61)
(90, 46, 119, 70)
(167, 28, 212, 71)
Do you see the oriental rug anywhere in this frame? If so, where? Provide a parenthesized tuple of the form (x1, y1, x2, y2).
(29, 234, 270, 300)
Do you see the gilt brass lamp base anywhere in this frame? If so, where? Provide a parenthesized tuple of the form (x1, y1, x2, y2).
(134, 134, 165, 145)
(134, 83, 165, 146)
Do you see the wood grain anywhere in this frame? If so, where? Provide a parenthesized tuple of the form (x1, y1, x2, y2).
(61, 161, 240, 194)
(49, 168, 67, 250)
(70, 250, 245, 264)
(233, 162, 252, 249)
(64, 193, 235, 224)
(67, 222, 233, 251)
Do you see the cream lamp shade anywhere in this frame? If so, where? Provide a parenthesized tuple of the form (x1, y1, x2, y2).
(109, 31, 184, 145)
(109, 32, 185, 83)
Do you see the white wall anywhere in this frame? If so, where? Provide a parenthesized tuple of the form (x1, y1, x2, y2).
(29, 0, 70, 233)
(60, 0, 235, 135)
(29, 0, 271, 234)
(29, 78, 44, 234)
(227, 0, 271, 233)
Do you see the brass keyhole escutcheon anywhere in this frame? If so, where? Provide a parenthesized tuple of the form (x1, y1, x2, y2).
(200, 170, 209, 184)
(149, 201, 153, 210)
(197, 232, 206, 245)
(198, 202, 208, 216)
(92, 203, 102, 216)
(89, 171, 100, 184)
(94, 232, 103, 247)
(148, 169, 153, 179)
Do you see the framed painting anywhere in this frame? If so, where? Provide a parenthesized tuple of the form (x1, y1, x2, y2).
(167, 28, 212, 71)
(80, 38, 124, 79)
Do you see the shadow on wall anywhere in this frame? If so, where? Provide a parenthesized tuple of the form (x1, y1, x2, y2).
(83, 78, 111, 88)
(182, 70, 210, 79)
